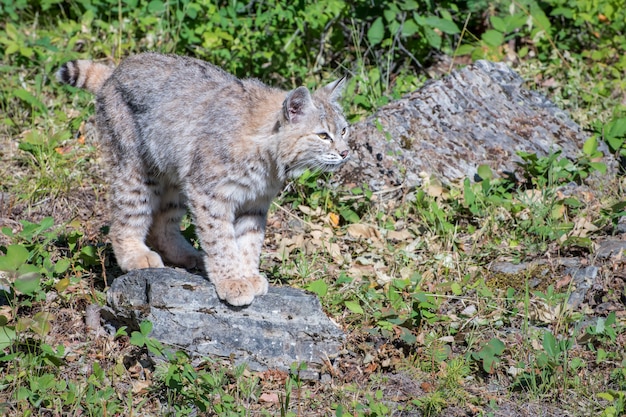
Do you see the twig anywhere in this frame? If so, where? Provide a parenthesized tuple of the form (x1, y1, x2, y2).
(271, 201, 316, 229)
(450, 13, 473, 75)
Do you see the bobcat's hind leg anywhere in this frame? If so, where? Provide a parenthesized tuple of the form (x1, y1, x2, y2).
(108, 172, 164, 271)
(147, 185, 203, 269)
(96, 83, 165, 272)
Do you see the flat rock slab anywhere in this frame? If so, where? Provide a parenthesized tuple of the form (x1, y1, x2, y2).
(105, 268, 345, 375)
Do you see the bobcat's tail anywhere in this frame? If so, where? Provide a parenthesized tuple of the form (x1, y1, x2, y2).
(56, 60, 114, 94)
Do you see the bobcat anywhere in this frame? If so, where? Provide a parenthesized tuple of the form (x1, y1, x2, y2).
(57, 53, 350, 306)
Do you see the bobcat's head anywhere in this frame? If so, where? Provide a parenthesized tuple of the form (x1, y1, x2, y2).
(279, 78, 350, 178)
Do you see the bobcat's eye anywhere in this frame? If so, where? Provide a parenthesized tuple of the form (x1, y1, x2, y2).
(341, 127, 347, 136)
(318, 132, 332, 141)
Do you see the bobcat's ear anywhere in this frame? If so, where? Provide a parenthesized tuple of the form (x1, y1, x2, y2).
(284, 86, 314, 123)
(319, 76, 347, 101)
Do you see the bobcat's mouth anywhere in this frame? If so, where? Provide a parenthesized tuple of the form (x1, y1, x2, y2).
(321, 157, 349, 172)
(285, 157, 348, 179)
(322, 152, 350, 169)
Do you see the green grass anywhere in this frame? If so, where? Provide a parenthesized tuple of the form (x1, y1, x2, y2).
(1, 0, 626, 416)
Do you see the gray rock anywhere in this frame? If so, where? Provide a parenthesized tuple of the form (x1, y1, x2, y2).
(337, 60, 617, 190)
(105, 268, 345, 375)
(489, 261, 535, 275)
(488, 258, 606, 309)
(566, 265, 599, 309)
(617, 216, 626, 234)
(596, 239, 626, 259)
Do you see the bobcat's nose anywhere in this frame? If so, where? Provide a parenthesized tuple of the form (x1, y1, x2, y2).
(340, 149, 349, 159)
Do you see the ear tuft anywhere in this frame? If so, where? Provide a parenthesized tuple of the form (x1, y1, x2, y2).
(319, 76, 347, 101)
(283, 86, 313, 123)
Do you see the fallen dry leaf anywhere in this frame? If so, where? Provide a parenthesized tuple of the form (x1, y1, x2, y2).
(386, 229, 413, 241)
(259, 392, 280, 403)
(347, 223, 381, 240)
(555, 274, 572, 290)
(0, 305, 13, 321)
(328, 212, 340, 227)
(298, 205, 322, 217)
(132, 380, 152, 394)
(277, 234, 305, 258)
(420, 381, 435, 392)
(570, 217, 600, 238)
(307, 239, 343, 264)
(55, 146, 73, 155)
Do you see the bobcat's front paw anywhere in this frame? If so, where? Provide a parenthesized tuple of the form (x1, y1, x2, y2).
(247, 273, 268, 297)
(214, 278, 255, 306)
(118, 250, 164, 271)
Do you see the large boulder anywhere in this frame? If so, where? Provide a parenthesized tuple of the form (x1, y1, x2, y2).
(338, 60, 616, 190)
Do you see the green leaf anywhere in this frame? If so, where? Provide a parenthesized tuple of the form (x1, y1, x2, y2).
(482, 30, 504, 47)
(487, 337, 505, 355)
(551, 7, 573, 18)
(529, 3, 551, 32)
(543, 331, 558, 358)
(463, 179, 476, 207)
(0, 244, 30, 271)
(476, 164, 493, 180)
(606, 311, 616, 326)
(589, 162, 607, 174)
(54, 277, 70, 292)
(400, 328, 417, 345)
(606, 117, 626, 139)
(115, 326, 128, 338)
(14, 272, 41, 296)
(490, 15, 507, 33)
(474, 338, 506, 373)
(147, 0, 165, 13)
(80, 245, 97, 259)
(423, 26, 441, 49)
(31, 311, 52, 335)
(0, 324, 17, 350)
(13, 89, 47, 114)
(402, 19, 420, 37)
(367, 17, 385, 46)
(306, 279, 328, 297)
(597, 392, 615, 401)
(398, 0, 418, 11)
(139, 320, 153, 336)
(455, 44, 475, 57)
(54, 258, 71, 275)
(595, 317, 606, 334)
(39, 216, 54, 230)
(422, 16, 460, 34)
(344, 300, 364, 314)
(339, 208, 360, 223)
(606, 136, 625, 153)
(129, 331, 146, 348)
(583, 136, 598, 156)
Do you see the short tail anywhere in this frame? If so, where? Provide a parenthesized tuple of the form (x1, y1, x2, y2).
(56, 60, 114, 94)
